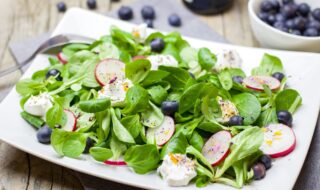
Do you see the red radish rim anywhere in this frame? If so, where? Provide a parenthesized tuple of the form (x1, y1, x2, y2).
(155, 116, 175, 146)
(261, 124, 296, 158)
(57, 52, 68, 64)
(104, 159, 127, 166)
(132, 55, 146, 61)
(202, 130, 232, 166)
(243, 76, 280, 91)
(94, 58, 125, 86)
(63, 109, 77, 131)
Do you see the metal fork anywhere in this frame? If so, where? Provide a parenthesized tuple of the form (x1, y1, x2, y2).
(0, 34, 95, 77)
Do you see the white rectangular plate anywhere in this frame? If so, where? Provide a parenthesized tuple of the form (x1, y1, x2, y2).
(1, 8, 320, 190)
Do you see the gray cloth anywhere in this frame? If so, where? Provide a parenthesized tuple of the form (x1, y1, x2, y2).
(8, 0, 319, 189)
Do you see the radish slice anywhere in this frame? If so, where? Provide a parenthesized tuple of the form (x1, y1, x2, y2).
(94, 59, 125, 86)
(104, 157, 127, 166)
(243, 76, 280, 91)
(260, 124, 296, 158)
(132, 55, 146, 61)
(146, 116, 175, 146)
(57, 52, 68, 64)
(61, 110, 77, 131)
(202, 131, 232, 166)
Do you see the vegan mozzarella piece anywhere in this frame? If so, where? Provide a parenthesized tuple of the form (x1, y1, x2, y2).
(98, 78, 133, 106)
(217, 97, 239, 123)
(147, 55, 178, 70)
(131, 23, 147, 43)
(157, 153, 197, 187)
(216, 49, 242, 70)
(24, 92, 53, 117)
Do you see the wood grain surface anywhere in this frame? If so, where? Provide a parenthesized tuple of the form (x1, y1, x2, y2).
(0, 0, 285, 189)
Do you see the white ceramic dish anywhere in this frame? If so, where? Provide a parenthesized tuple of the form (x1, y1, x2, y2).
(248, 0, 320, 52)
(1, 8, 320, 190)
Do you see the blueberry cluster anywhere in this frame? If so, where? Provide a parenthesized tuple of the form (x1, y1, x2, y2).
(258, 0, 320, 37)
(56, 0, 97, 12)
(118, 5, 182, 28)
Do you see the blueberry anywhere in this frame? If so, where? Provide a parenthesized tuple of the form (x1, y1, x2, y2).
(87, 0, 97, 9)
(118, 6, 133, 20)
(270, 0, 280, 11)
(168, 14, 182, 27)
(275, 13, 286, 22)
(252, 163, 266, 180)
(260, 1, 273, 12)
(290, 29, 302, 36)
(145, 19, 153, 28)
(232, 76, 243, 84)
(285, 19, 295, 29)
(228, 115, 244, 126)
(274, 21, 289, 32)
(36, 126, 52, 144)
(150, 38, 165, 52)
(312, 8, 320, 21)
(141, 5, 155, 20)
(282, 0, 294, 5)
(259, 155, 272, 170)
(161, 101, 179, 115)
(297, 3, 310, 16)
(277, 110, 293, 126)
(46, 69, 62, 81)
(83, 138, 93, 154)
(303, 28, 319, 37)
(56, 2, 67, 12)
(307, 20, 320, 30)
(267, 14, 277, 25)
(281, 4, 297, 18)
(293, 16, 307, 30)
(258, 12, 269, 23)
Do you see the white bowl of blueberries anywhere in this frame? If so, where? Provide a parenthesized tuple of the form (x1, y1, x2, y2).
(248, 0, 320, 52)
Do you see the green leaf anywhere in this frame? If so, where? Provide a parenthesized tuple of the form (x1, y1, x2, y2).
(121, 114, 142, 138)
(124, 144, 160, 174)
(198, 48, 216, 71)
(147, 85, 168, 105)
(82, 59, 100, 88)
(51, 129, 89, 158)
(162, 43, 181, 61)
(122, 85, 150, 114)
(110, 108, 135, 144)
(218, 69, 233, 91)
(46, 103, 66, 128)
(125, 59, 151, 83)
(99, 42, 120, 60)
(110, 133, 127, 160)
(275, 89, 302, 113)
(140, 70, 170, 87)
(16, 79, 46, 96)
(160, 132, 188, 159)
(89, 147, 113, 162)
(256, 107, 278, 127)
(79, 98, 111, 113)
(189, 131, 204, 152)
(251, 53, 284, 76)
(158, 66, 191, 90)
(96, 109, 111, 142)
(141, 101, 164, 128)
(20, 111, 45, 129)
(233, 93, 261, 125)
(186, 146, 214, 174)
(197, 121, 224, 133)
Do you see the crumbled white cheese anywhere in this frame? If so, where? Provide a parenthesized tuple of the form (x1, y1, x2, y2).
(217, 97, 239, 123)
(216, 49, 242, 70)
(24, 92, 53, 117)
(98, 78, 133, 106)
(132, 24, 147, 43)
(147, 55, 178, 70)
(158, 153, 197, 187)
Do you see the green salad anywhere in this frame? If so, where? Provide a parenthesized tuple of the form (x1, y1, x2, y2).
(16, 25, 302, 188)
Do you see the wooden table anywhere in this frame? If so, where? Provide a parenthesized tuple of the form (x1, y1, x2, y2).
(0, 0, 271, 189)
